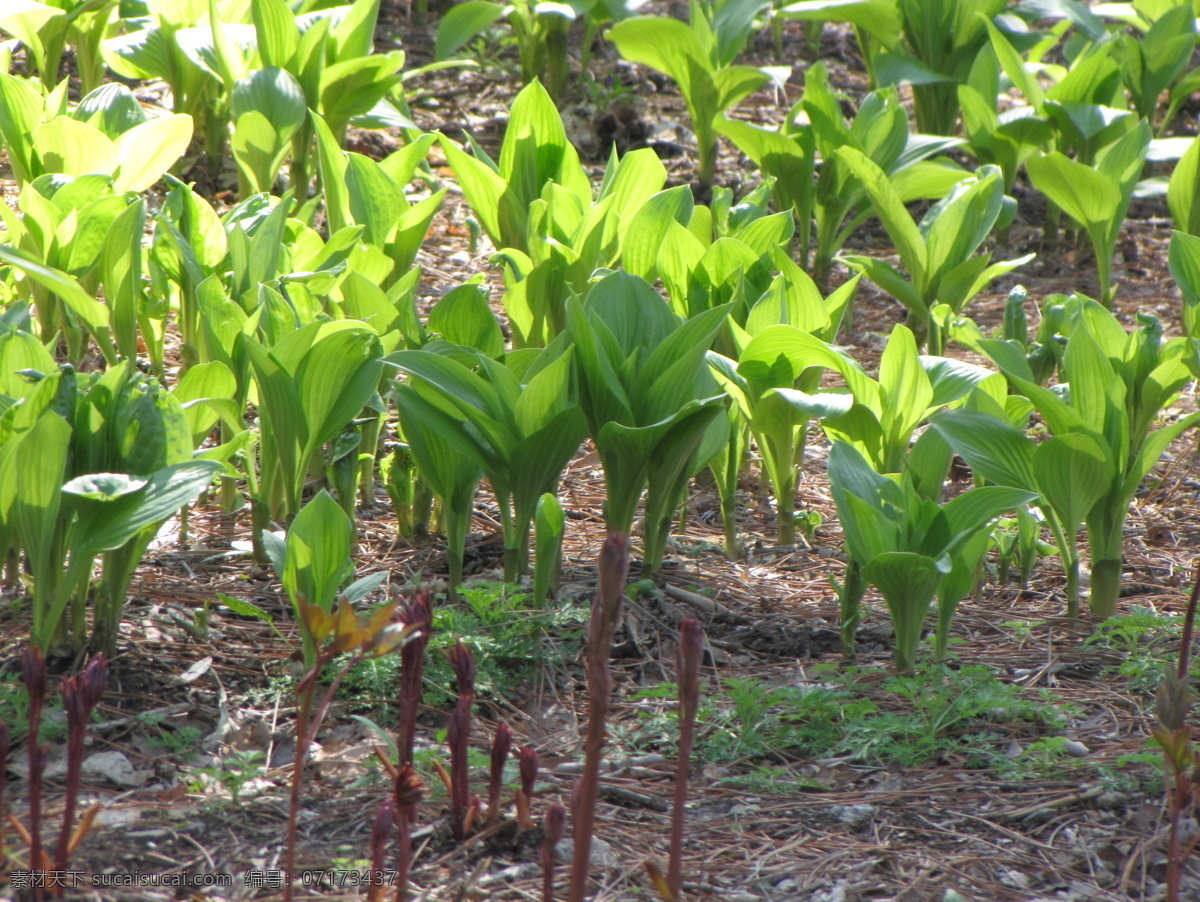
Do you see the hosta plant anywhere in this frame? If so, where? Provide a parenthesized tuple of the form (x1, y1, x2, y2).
(0, 362, 222, 654)
(0, 0, 118, 93)
(779, 0, 1005, 136)
(836, 151, 1030, 353)
(708, 316, 861, 544)
(567, 272, 729, 575)
(973, 296, 1200, 617)
(436, 0, 576, 101)
(829, 441, 1034, 673)
(1026, 120, 1150, 308)
(608, 0, 774, 187)
(786, 63, 966, 283)
(387, 339, 587, 581)
(245, 320, 384, 523)
(440, 79, 592, 256)
(820, 323, 1004, 477)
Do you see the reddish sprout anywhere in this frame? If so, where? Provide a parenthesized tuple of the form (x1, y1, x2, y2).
(488, 721, 512, 824)
(397, 592, 433, 768)
(368, 799, 394, 902)
(447, 642, 476, 700)
(446, 698, 472, 840)
(541, 803, 567, 902)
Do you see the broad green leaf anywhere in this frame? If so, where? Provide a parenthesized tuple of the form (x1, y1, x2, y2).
(114, 115, 194, 193)
(1033, 433, 1112, 533)
(435, 0, 508, 59)
(835, 147, 926, 282)
(930, 410, 1036, 489)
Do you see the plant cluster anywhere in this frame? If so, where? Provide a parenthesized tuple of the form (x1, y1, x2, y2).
(4, 0, 1200, 894)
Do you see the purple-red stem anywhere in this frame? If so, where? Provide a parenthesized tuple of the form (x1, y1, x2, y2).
(394, 766, 423, 902)
(397, 593, 432, 768)
(446, 695, 471, 840)
(516, 744, 539, 829)
(668, 618, 705, 900)
(55, 654, 107, 872)
(568, 533, 629, 902)
(542, 803, 566, 902)
(285, 653, 365, 902)
(1165, 564, 1200, 902)
(29, 743, 46, 899)
(23, 646, 46, 897)
(0, 720, 7, 862)
(368, 799, 394, 902)
(488, 721, 512, 824)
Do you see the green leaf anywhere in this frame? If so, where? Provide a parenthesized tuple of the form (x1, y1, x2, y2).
(930, 410, 1036, 489)
(435, 0, 508, 59)
(113, 115, 194, 193)
(835, 147, 926, 283)
(1033, 433, 1112, 533)
(428, 282, 505, 357)
(1027, 152, 1119, 229)
(283, 490, 352, 614)
(72, 460, 222, 553)
(62, 472, 149, 500)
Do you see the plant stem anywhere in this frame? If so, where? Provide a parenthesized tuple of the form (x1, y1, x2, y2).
(668, 619, 704, 899)
(569, 535, 629, 902)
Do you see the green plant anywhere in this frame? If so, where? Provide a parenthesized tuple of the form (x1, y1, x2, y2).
(246, 319, 384, 522)
(608, 0, 772, 187)
(567, 272, 729, 575)
(709, 323, 859, 544)
(829, 440, 1034, 672)
(263, 490, 388, 667)
(314, 125, 443, 288)
(533, 492, 565, 606)
(1169, 136, 1200, 242)
(388, 341, 586, 581)
(820, 323, 1002, 477)
(842, 665, 1067, 768)
(0, 362, 222, 654)
(440, 79, 592, 257)
(194, 748, 267, 807)
(1087, 607, 1182, 696)
(780, 0, 1006, 136)
(436, 0, 576, 101)
(782, 63, 966, 283)
(1168, 230, 1200, 338)
(836, 151, 1030, 352)
(0, 0, 119, 93)
(1026, 120, 1150, 308)
(967, 296, 1200, 617)
(957, 53, 1053, 192)
(1118, 2, 1196, 127)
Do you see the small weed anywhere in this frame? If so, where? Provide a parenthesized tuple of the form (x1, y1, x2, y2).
(632, 664, 1071, 775)
(338, 582, 588, 713)
(1087, 607, 1183, 695)
(191, 748, 267, 807)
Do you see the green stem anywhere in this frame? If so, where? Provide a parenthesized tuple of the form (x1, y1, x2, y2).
(1089, 558, 1123, 619)
(838, 561, 866, 662)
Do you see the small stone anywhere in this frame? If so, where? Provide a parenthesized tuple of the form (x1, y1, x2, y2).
(1096, 791, 1127, 810)
(449, 251, 471, 266)
(831, 803, 875, 827)
(554, 835, 617, 871)
(1062, 739, 1089, 758)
